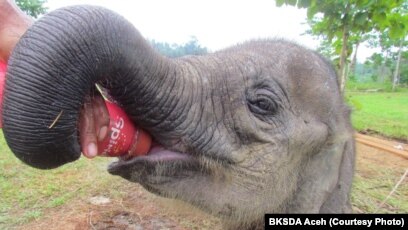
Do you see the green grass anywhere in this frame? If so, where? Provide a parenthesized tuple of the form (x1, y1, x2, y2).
(351, 166, 408, 213)
(347, 81, 392, 91)
(346, 91, 408, 141)
(346, 81, 408, 93)
(0, 130, 124, 229)
(346, 85, 408, 212)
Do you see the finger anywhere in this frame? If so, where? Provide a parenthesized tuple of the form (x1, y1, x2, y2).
(79, 96, 98, 158)
(92, 95, 110, 142)
(0, 0, 33, 61)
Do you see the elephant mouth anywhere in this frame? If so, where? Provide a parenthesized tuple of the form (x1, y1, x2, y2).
(123, 143, 192, 163)
(107, 141, 202, 182)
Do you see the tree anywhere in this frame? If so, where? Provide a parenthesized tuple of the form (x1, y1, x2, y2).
(150, 37, 208, 58)
(182, 37, 208, 56)
(277, 0, 407, 93)
(388, 4, 408, 90)
(365, 33, 408, 88)
(368, 11, 408, 89)
(16, 0, 47, 18)
(348, 33, 373, 78)
(391, 38, 406, 90)
(365, 52, 391, 83)
(399, 51, 408, 84)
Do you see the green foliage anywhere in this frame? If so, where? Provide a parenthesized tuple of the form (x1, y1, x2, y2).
(304, 0, 407, 51)
(151, 37, 208, 58)
(400, 52, 408, 84)
(16, 0, 47, 18)
(365, 46, 408, 85)
(277, 0, 407, 37)
(276, 0, 311, 7)
(277, 0, 408, 92)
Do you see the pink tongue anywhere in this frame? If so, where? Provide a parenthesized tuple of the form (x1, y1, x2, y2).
(0, 61, 7, 128)
(146, 146, 190, 161)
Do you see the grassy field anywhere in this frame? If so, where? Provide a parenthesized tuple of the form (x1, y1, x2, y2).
(351, 144, 408, 214)
(0, 130, 220, 229)
(0, 131, 126, 228)
(346, 91, 408, 141)
(346, 87, 408, 213)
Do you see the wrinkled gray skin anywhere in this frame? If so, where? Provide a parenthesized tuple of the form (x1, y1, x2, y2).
(3, 6, 355, 229)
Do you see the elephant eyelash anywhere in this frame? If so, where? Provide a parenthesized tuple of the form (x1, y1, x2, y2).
(246, 88, 280, 119)
(248, 96, 278, 116)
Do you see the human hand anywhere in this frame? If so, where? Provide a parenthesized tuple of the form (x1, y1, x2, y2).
(79, 95, 110, 158)
(0, 0, 109, 158)
(0, 0, 32, 62)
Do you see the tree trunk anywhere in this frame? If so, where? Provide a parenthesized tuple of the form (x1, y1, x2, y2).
(392, 39, 403, 91)
(378, 58, 387, 83)
(338, 3, 352, 94)
(349, 41, 360, 77)
(339, 25, 349, 93)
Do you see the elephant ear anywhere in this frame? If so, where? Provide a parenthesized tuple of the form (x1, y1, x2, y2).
(288, 135, 355, 212)
(319, 137, 355, 213)
(287, 105, 355, 213)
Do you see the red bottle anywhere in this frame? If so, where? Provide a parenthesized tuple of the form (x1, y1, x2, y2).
(0, 61, 7, 128)
(97, 100, 151, 157)
(95, 84, 151, 157)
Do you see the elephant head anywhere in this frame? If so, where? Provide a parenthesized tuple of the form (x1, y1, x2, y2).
(2, 5, 355, 229)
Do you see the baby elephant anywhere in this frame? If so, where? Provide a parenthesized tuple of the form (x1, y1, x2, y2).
(3, 5, 355, 229)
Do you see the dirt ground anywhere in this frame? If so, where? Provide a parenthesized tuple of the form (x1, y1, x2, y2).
(17, 181, 222, 230)
(17, 141, 408, 230)
(355, 142, 408, 177)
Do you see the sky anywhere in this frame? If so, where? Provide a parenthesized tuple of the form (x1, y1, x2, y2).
(44, 0, 374, 61)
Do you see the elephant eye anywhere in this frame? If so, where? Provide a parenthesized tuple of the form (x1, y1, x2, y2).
(247, 91, 278, 116)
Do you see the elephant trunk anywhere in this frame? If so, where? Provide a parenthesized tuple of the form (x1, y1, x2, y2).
(2, 6, 186, 169)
